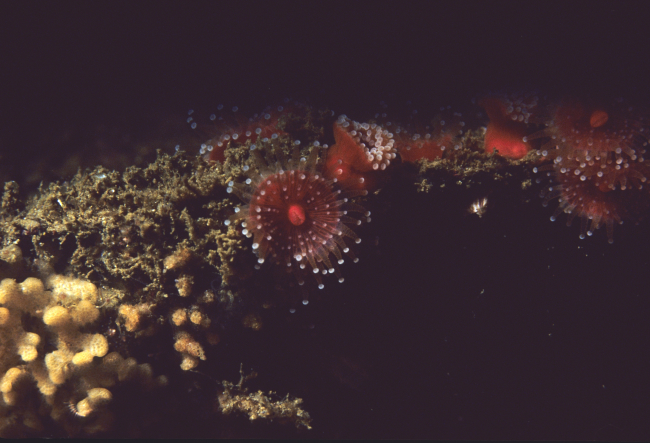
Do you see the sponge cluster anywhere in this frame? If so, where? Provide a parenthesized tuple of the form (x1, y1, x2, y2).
(0, 276, 106, 404)
(0, 275, 166, 436)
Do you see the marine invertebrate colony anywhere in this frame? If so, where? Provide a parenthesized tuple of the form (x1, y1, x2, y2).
(226, 146, 369, 289)
(0, 276, 166, 436)
(532, 97, 650, 242)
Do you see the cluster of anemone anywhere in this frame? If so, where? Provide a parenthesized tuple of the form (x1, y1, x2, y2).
(529, 97, 650, 242)
(216, 104, 473, 290)
(474, 92, 650, 242)
(213, 95, 650, 289)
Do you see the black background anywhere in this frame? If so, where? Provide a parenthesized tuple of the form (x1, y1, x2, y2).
(4, 0, 650, 146)
(2, 0, 650, 439)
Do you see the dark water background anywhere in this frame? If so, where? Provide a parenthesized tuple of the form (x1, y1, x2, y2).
(2, 1, 650, 439)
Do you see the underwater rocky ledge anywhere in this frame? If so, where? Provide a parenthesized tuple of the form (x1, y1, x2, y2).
(1, 99, 649, 439)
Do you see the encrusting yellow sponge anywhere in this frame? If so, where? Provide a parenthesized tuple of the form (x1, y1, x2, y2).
(17, 332, 41, 362)
(0, 307, 10, 325)
(72, 351, 94, 366)
(72, 300, 100, 325)
(85, 334, 109, 358)
(75, 387, 113, 417)
(44, 350, 73, 385)
(46, 275, 99, 304)
(43, 306, 71, 327)
(0, 279, 19, 306)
